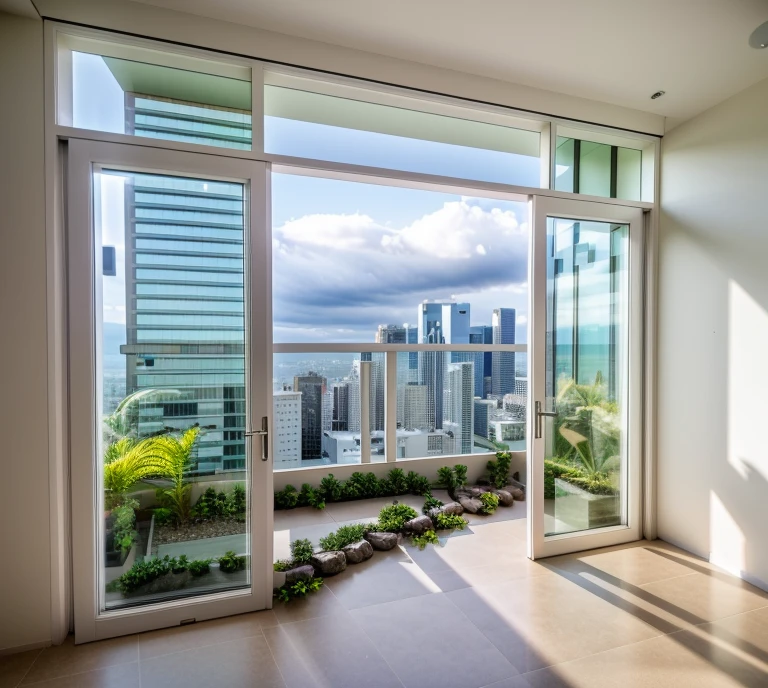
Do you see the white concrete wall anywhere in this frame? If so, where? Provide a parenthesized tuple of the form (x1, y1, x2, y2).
(0, 12, 52, 653)
(658, 76, 768, 590)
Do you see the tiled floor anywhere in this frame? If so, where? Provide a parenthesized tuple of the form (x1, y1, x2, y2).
(4, 498, 768, 688)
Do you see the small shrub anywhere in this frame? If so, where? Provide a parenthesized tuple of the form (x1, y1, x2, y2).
(274, 484, 299, 510)
(112, 499, 138, 554)
(319, 474, 344, 502)
(435, 513, 468, 530)
(382, 468, 409, 496)
(298, 483, 326, 510)
(188, 558, 213, 576)
(229, 483, 246, 514)
(406, 471, 431, 496)
(319, 523, 372, 551)
(273, 559, 293, 572)
(422, 494, 444, 515)
(487, 452, 512, 489)
(171, 555, 189, 574)
(117, 555, 177, 593)
(153, 507, 174, 527)
(436, 465, 468, 497)
(290, 538, 315, 565)
(346, 472, 381, 499)
(453, 464, 468, 487)
(218, 550, 246, 573)
(479, 492, 500, 515)
(377, 503, 418, 532)
(274, 577, 323, 603)
(411, 530, 439, 550)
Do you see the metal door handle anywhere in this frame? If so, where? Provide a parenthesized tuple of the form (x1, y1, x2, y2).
(245, 416, 269, 461)
(535, 401, 557, 439)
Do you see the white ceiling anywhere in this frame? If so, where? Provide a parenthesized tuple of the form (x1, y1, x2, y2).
(127, 0, 768, 128)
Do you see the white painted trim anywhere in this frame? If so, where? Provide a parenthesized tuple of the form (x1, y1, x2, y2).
(384, 351, 398, 463)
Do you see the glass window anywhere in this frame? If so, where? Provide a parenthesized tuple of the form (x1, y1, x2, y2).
(265, 73, 541, 186)
(59, 35, 252, 150)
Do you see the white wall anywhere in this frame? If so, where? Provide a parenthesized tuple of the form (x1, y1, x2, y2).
(659, 76, 768, 590)
(0, 12, 52, 652)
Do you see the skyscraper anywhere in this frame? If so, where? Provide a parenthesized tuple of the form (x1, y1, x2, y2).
(470, 324, 493, 398)
(332, 383, 349, 431)
(492, 307, 517, 397)
(473, 398, 497, 439)
(401, 383, 428, 430)
(273, 390, 302, 469)
(294, 372, 326, 460)
(445, 361, 475, 454)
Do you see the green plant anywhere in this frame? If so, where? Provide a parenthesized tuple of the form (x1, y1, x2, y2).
(188, 558, 213, 576)
(274, 484, 299, 510)
(153, 507, 173, 527)
(111, 498, 139, 554)
(479, 491, 500, 515)
(346, 472, 382, 499)
(274, 577, 323, 603)
(377, 503, 418, 532)
(436, 465, 468, 497)
(422, 494, 443, 515)
(171, 555, 189, 574)
(290, 538, 315, 565)
(117, 555, 177, 593)
(411, 530, 439, 550)
(218, 550, 246, 573)
(298, 483, 326, 510)
(406, 471, 431, 496)
(435, 513, 468, 530)
(486, 452, 512, 489)
(273, 559, 293, 572)
(193, 486, 232, 520)
(154, 427, 201, 525)
(319, 474, 344, 502)
(103, 436, 167, 508)
(319, 523, 373, 551)
(382, 468, 408, 496)
(229, 483, 246, 515)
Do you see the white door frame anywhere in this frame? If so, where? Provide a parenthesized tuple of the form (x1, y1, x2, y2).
(68, 139, 273, 642)
(527, 195, 644, 559)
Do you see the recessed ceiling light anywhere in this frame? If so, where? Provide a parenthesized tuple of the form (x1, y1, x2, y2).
(651, 91, 665, 100)
(749, 20, 768, 48)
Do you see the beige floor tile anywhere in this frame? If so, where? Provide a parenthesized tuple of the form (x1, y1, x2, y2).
(140, 635, 284, 688)
(429, 557, 553, 593)
(276, 612, 403, 687)
(272, 584, 347, 625)
(325, 547, 439, 610)
(138, 609, 279, 660)
(699, 605, 768, 660)
(20, 663, 140, 688)
(447, 573, 661, 674)
(487, 629, 768, 688)
(324, 495, 422, 522)
(0, 649, 41, 688)
(472, 518, 529, 545)
(262, 626, 320, 688)
(21, 635, 137, 685)
(353, 593, 516, 688)
(274, 507, 335, 530)
(463, 504, 526, 526)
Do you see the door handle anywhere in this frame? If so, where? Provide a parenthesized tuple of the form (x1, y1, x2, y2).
(535, 401, 557, 439)
(245, 416, 269, 461)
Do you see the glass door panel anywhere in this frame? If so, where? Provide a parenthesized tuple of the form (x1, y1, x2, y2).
(530, 197, 642, 559)
(69, 140, 271, 642)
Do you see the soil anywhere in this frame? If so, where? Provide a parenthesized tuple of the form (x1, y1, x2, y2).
(152, 518, 246, 554)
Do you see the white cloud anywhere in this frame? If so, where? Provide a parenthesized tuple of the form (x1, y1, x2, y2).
(476, 244, 487, 256)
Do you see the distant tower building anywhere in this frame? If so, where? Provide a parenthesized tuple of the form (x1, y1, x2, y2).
(470, 324, 493, 398)
(473, 398, 496, 439)
(375, 324, 406, 343)
(293, 372, 326, 460)
(445, 361, 475, 454)
(492, 308, 516, 396)
(332, 383, 349, 431)
(322, 386, 333, 432)
(273, 390, 302, 469)
(402, 383, 428, 430)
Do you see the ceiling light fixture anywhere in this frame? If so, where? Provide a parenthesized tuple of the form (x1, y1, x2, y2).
(749, 20, 768, 48)
(651, 91, 665, 100)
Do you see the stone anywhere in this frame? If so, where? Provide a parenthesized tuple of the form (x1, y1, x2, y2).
(342, 540, 374, 564)
(364, 531, 398, 551)
(440, 501, 464, 516)
(509, 487, 525, 501)
(493, 490, 515, 507)
(285, 565, 315, 583)
(468, 486, 487, 497)
(427, 507, 442, 520)
(310, 551, 347, 576)
(459, 496, 483, 514)
(404, 514, 434, 534)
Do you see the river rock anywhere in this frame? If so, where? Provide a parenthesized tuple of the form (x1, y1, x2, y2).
(364, 531, 398, 550)
(342, 540, 374, 564)
(404, 515, 434, 534)
(440, 501, 464, 516)
(285, 565, 315, 583)
(310, 551, 347, 576)
(459, 496, 483, 514)
(509, 487, 525, 501)
(493, 490, 515, 507)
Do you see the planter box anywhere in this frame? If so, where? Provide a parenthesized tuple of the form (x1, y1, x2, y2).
(554, 478, 620, 530)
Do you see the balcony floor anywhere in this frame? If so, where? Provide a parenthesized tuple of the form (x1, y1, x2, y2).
(7, 500, 768, 687)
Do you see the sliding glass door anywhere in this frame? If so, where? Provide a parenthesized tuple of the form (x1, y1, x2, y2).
(68, 140, 272, 641)
(529, 196, 643, 558)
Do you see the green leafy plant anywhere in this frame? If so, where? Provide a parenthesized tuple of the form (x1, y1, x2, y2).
(218, 550, 246, 573)
(319, 523, 373, 551)
(406, 471, 431, 496)
(188, 558, 213, 576)
(154, 427, 201, 525)
(382, 468, 409, 496)
(229, 483, 246, 515)
(298, 483, 326, 510)
(422, 494, 444, 515)
(274, 484, 299, 510)
(171, 555, 189, 574)
(273, 559, 293, 572)
(411, 530, 439, 550)
(377, 503, 418, 532)
(479, 491, 500, 515)
(111, 498, 139, 555)
(117, 555, 176, 593)
(274, 577, 323, 603)
(435, 513, 468, 530)
(345, 472, 381, 499)
(290, 538, 315, 565)
(192, 486, 233, 520)
(103, 436, 167, 508)
(436, 465, 468, 498)
(319, 474, 344, 502)
(153, 507, 174, 527)
(486, 452, 512, 489)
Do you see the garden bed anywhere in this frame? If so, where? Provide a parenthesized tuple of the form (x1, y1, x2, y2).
(151, 518, 246, 555)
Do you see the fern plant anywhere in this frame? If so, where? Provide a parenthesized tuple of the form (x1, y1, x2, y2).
(435, 513, 468, 530)
(406, 471, 431, 496)
(319, 474, 344, 502)
(422, 494, 443, 515)
(486, 452, 512, 489)
(411, 530, 439, 550)
(154, 426, 200, 525)
(298, 483, 326, 510)
(319, 524, 372, 551)
(479, 492, 500, 515)
(382, 468, 409, 496)
(290, 538, 315, 565)
(274, 485, 299, 510)
(218, 550, 246, 573)
(274, 577, 323, 603)
(377, 503, 418, 532)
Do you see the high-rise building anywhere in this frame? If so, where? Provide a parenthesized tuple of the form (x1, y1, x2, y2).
(332, 383, 349, 431)
(470, 324, 493, 398)
(445, 361, 475, 454)
(401, 383, 428, 430)
(273, 390, 302, 469)
(473, 398, 496, 439)
(293, 372, 326, 460)
(375, 324, 406, 343)
(492, 307, 517, 396)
